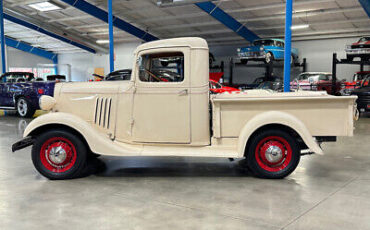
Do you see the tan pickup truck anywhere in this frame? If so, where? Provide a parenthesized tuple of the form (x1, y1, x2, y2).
(12, 37, 357, 180)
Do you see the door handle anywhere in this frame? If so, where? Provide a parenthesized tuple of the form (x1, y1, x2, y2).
(178, 89, 188, 96)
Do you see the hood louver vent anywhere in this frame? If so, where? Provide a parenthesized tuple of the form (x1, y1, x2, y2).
(94, 97, 112, 129)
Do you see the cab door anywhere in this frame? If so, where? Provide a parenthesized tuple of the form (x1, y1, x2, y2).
(132, 48, 191, 144)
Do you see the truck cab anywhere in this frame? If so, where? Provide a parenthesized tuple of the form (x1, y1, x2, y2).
(13, 38, 357, 180)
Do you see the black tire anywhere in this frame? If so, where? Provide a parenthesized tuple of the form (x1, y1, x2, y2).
(246, 129, 300, 179)
(31, 129, 88, 180)
(16, 97, 35, 118)
(240, 59, 248, 65)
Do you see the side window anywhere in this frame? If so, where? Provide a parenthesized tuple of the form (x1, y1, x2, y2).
(138, 52, 184, 83)
(319, 75, 329, 81)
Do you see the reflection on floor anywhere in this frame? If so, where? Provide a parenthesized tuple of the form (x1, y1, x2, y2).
(0, 112, 369, 230)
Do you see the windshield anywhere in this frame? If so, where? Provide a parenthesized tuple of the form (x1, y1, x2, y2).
(298, 73, 331, 81)
(361, 77, 370, 87)
(253, 39, 274, 46)
(354, 73, 370, 81)
(1, 73, 34, 83)
(258, 81, 282, 91)
(209, 81, 222, 89)
(359, 37, 370, 42)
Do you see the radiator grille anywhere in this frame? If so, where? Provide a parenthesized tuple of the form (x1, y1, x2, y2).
(94, 97, 112, 129)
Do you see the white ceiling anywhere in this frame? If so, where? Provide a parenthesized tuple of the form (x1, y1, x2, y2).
(2, 0, 370, 54)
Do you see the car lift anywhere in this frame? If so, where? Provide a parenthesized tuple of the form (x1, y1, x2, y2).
(228, 57, 307, 89)
(332, 53, 370, 94)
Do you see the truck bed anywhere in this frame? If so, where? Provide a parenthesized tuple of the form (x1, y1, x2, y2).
(211, 90, 357, 138)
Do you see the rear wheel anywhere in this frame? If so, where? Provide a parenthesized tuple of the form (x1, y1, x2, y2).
(246, 130, 300, 179)
(17, 97, 35, 118)
(31, 130, 88, 180)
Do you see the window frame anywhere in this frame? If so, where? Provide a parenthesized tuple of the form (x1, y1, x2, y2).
(135, 48, 189, 87)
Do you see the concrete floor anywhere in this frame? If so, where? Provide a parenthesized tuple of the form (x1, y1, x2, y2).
(0, 113, 369, 230)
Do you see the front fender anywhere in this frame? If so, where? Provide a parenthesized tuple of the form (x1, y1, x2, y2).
(237, 111, 323, 157)
(24, 112, 142, 156)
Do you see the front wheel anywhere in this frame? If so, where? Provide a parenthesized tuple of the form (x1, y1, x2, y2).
(32, 130, 88, 180)
(246, 130, 300, 179)
(17, 97, 35, 118)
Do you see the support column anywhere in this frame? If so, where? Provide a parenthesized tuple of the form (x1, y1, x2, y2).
(283, 0, 293, 92)
(108, 0, 114, 73)
(0, 0, 6, 74)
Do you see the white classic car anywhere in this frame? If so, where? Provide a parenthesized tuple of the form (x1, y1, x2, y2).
(13, 37, 357, 180)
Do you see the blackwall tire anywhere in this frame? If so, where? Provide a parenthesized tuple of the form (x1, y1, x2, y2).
(246, 130, 300, 179)
(17, 97, 35, 118)
(31, 130, 88, 180)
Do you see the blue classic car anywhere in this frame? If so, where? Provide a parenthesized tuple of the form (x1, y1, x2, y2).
(237, 38, 299, 64)
(0, 72, 55, 117)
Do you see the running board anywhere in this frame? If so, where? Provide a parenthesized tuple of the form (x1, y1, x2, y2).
(0, 106, 16, 110)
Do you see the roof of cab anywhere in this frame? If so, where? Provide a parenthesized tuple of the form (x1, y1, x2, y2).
(135, 37, 208, 53)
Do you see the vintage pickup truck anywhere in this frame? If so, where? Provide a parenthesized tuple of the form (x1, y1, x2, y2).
(12, 38, 357, 180)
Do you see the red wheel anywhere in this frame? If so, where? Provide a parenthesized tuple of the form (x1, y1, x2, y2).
(32, 130, 87, 180)
(39, 137, 77, 173)
(246, 130, 300, 179)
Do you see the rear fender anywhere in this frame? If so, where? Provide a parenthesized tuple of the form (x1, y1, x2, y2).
(237, 111, 323, 157)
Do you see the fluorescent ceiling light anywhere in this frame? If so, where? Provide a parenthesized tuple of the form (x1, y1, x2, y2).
(96, 40, 109, 44)
(291, 24, 309, 30)
(28, 1, 61, 12)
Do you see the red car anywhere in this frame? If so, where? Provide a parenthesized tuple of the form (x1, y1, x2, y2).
(344, 71, 370, 91)
(345, 36, 370, 61)
(209, 79, 240, 94)
(291, 72, 342, 95)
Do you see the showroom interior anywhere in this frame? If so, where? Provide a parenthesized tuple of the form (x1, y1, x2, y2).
(0, 0, 370, 229)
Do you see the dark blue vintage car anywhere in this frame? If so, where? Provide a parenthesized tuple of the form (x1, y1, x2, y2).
(0, 72, 55, 117)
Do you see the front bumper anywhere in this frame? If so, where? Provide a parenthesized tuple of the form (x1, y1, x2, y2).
(238, 51, 266, 60)
(12, 136, 34, 152)
(346, 48, 370, 55)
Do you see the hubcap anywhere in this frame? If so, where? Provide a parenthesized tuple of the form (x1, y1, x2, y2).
(17, 99, 27, 116)
(49, 146, 67, 164)
(40, 137, 77, 173)
(266, 53, 272, 63)
(255, 136, 293, 172)
(265, 145, 283, 163)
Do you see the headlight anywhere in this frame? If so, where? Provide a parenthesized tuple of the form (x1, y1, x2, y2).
(39, 95, 56, 111)
(260, 47, 264, 51)
(237, 48, 241, 52)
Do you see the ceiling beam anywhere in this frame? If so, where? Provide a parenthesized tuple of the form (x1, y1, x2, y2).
(172, 18, 370, 37)
(140, 0, 336, 23)
(3, 7, 108, 53)
(359, 0, 370, 18)
(155, 6, 364, 30)
(4, 13, 96, 53)
(195, 1, 259, 43)
(5, 36, 58, 62)
(59, 0, 158, 42)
